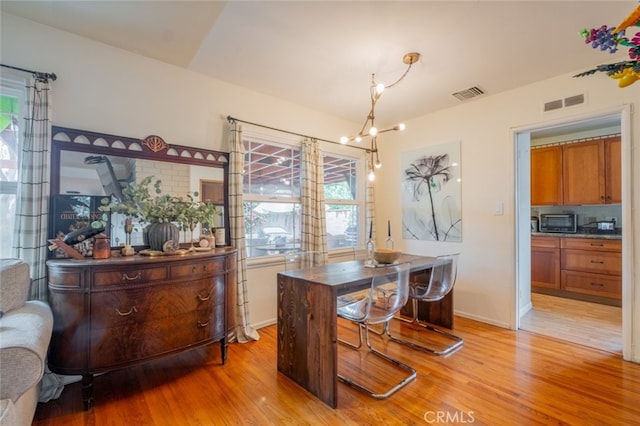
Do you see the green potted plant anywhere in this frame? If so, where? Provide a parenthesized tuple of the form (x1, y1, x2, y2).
(99, 176, 207, 251)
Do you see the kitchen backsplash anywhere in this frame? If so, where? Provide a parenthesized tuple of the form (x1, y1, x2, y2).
(531, 205, 622, 228)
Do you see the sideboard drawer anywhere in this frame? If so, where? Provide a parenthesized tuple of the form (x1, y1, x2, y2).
(90, 278, 219, 329)
(93, 265, 168, 287)
(171, 257, 225, 279)
(90, 308, 225, 369)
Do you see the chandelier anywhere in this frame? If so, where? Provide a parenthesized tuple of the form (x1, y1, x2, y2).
(340, 52, 420, 181)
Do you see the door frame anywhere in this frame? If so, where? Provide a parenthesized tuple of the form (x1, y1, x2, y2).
(512, 104, 633, 361)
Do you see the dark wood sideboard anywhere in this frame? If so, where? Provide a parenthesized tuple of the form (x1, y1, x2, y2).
(47, 248, 236, 410)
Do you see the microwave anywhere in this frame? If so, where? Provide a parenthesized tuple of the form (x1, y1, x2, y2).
(539, 214, 577, 233)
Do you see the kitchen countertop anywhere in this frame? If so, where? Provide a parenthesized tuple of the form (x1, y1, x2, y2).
(532, 232, 621, 240)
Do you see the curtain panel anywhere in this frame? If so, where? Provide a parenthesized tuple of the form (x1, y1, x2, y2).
(13, 77, 52, 301)
(228, 123, 260, 343)
(300, 139, 328, 262)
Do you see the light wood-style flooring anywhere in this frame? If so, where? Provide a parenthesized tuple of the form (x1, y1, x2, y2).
(520, 293, 622, 353)
(34, 316, 640, 425)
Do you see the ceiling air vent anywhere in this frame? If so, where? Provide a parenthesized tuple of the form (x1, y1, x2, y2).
(452, 86, 485, 101)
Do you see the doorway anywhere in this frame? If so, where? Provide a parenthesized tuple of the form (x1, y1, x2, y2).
(514, 107, 630, 357)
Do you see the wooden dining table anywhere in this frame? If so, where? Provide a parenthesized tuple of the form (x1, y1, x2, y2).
(276, 253, 453, 408)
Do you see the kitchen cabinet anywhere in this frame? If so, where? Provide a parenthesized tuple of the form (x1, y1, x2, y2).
(561, 237, 621, 302)
(531, 146, 562, 206)
(47, 248, 237, 409)
(562, 136, 621, 205)
(605, 136, 621, 203)
(531, 236, 621, 305)
(531, 236, 560, 289)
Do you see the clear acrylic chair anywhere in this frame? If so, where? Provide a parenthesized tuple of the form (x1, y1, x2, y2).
(283, 250, 323, 271)
(336, 261, 416, 399)
(384, 253, 463, 356)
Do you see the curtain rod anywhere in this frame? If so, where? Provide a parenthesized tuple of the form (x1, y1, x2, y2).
(226, 115, 369, 152)
(0, 63, 57, 82)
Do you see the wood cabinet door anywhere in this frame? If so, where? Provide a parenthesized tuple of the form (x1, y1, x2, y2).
(562, 140, 605, 205)
(531, 246, 560, 289)
(605, 136, 621, 203)
(531, 146, 562, 206)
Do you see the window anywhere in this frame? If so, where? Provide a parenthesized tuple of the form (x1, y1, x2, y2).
(243, 136, 365, 257)
(0, 78, 25, 258)
(324, 154, 361, 249)
(243, 138, 301, 257)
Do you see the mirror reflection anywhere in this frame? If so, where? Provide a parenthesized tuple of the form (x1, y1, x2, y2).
(58, 151, 225, 247)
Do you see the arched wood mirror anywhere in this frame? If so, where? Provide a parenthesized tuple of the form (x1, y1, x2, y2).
(49, 126, 229, 252)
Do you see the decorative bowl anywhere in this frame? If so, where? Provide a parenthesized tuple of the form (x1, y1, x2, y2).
(374, 248, 401, 264)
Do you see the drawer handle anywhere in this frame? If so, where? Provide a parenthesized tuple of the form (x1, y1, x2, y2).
(122, 272, 142, 281)
(115, 306, 138, 316)
(192, 265, 208, 273)
(590, 282, 605, 287)
(589, 243, 604, 247)
(197, 320, 210, 328)
(197, 293, 211, 302)
(590, 260, 605, 264)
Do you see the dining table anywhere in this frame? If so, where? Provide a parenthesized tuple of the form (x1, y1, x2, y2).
(276, 253, 453, 408)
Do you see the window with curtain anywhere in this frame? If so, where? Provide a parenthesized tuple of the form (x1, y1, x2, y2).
(0, 78, 25, 259)
(324, 154, 362, 249)
(243, 138, 301, 257)
(243, 136, 364, 258)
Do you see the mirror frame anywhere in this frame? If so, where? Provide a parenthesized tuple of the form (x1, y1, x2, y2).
(50, 126, 230, 249)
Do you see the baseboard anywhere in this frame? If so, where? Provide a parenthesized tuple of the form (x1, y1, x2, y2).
(252, 318, 277, 330)
(454, 310, 511, 330)
(520, 302, 533, 317)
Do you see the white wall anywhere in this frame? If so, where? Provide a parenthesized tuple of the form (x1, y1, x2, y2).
(0, 12, 358, 332)
(375, 65, 638, 348)
(3, 13, 639, 358)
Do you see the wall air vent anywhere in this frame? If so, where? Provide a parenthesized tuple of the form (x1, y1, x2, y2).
(564, 94, 585, 107)
(544, 93, 586, 112)
(544, 99, 563, 112)
(452, 86, 485, 101)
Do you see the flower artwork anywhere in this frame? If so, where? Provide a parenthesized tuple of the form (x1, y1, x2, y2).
(401, 141, 462, 242)
(574, 3, 640, 87)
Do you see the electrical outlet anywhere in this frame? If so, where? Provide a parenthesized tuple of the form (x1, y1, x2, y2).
(606, 216, 617, 224)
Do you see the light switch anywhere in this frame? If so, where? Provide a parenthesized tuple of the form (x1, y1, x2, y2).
(494, 202, 504, 216)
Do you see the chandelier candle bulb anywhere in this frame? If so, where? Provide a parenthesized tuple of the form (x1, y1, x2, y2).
(339, 51, 419, 181)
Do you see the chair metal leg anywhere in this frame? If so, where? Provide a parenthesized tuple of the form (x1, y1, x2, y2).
(337, 323, 417, 399)
(385, 299, 464, 356)
(337, 323, 364, 350)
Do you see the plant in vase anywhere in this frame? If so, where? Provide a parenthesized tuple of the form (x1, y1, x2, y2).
(99, 176, 222, 252)
(100, 176, 183, 251)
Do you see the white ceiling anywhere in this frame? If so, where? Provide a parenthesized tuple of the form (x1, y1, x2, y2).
(1, 1, 634, 128)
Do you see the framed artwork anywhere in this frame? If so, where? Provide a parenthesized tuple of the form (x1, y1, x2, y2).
(401, 141, 462, 242)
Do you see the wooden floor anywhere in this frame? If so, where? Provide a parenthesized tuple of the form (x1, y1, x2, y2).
(520, 293, 622, 353)
(34, 316, 640, 425)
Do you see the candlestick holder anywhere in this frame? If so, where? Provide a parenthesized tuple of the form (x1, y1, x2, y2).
(124, 219, 133, 246)
(365, 238, 376, 266)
